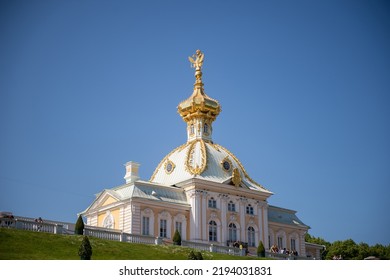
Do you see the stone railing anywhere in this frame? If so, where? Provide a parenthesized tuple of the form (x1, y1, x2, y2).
(182, 240, 245, 256)
(84, 225, 162, 245)
(84, 225, 122, 241)
(122, 232, 158, 245)
(266, 251, 313, 260)
(0, 217, 63, 234)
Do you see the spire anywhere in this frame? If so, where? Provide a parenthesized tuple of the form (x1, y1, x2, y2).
(177, 50, 221, 143)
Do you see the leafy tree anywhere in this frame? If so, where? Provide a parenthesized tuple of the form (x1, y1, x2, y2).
(75, 215, 85, 235)
(172, 229, 181, 246)
(78, 236, 92, 260)
(305, 232, 390, 260)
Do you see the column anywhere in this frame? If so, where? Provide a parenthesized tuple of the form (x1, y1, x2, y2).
(219, 194, 228, 244)
(201, 191, 208, 241)
(239, 198, 247, 242)
(262, 202, 269, 250)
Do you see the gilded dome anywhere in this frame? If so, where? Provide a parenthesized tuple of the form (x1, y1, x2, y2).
(150, 139, 270, 193)
(150, 50, 270, 195)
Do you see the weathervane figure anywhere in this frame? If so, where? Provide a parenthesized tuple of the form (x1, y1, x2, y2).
(188, 49, 204, 69)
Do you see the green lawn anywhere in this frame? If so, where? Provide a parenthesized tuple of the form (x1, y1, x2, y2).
(0, 228, 265, 260)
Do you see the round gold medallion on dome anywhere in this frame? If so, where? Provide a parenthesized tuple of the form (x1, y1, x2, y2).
(164, 160, 175, 174)
(220, 156, 232, 172)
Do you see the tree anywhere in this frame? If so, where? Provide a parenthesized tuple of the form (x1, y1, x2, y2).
(257, 241, 265, 257)
(75, 215, 85, 235)
(78, 236, 92, 260)
(172, 229, 182, 246)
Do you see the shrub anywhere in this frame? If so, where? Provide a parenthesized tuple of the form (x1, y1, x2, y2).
(172, 229, 182, 246)
(75, 215, 84, 235)
(195, 251, 203, 260)
(257, 241, 265, 257)
(78, 236, 92, 260)
(187, 250, 203, 260)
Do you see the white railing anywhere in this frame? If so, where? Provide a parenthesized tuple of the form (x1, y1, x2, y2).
(266, 251, 313, 260)
(182, 240, 211, 251)
(122, 233, 157, 245)
(0, 217, 63, 234)
(182, 240, 244, 256)
(84, 225, 122, 241)
(83, 226, 162, 245)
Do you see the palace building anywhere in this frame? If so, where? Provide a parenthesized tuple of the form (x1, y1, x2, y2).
(81, 50, 320, 258)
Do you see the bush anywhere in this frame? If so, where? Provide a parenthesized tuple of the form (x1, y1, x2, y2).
(187, 250, 203, 260)
(75, 215, 84, 235)
(172, 229, 181, 246)
(78, 236, 92, 260)
(257, 241, 265, 257)
(195, 251, 203, 260)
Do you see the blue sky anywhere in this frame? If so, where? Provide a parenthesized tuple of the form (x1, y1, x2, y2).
(1, 0, 389, 246)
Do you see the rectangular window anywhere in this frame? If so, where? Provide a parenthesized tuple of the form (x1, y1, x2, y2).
(208, 199, 216, 208)
(246, 206, 254, 215)
(142, 216, 149, 235)
(159, 219, 167, 238)
(228, 202, 235, 212)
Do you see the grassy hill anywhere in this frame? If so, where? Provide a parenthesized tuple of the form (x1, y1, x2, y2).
(0, 228, 264, 260)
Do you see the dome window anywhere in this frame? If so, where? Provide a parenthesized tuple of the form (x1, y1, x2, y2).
(164, 160, 175, 174)
(221, 157, 232, 172)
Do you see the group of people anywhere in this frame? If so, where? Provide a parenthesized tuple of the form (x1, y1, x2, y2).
(33, 217, 44, 231)
(270, 244, 299, 256)
(332, 255, 343, 260)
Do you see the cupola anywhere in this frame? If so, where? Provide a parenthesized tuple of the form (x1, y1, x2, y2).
(177, 50, 221, 142)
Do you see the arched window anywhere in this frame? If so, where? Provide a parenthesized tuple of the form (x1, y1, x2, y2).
(228, 201, 236, 212)
(190, 124, 195, 135)
(203, 123, 209, 134)
(103, 211, 114, 229)
(208, 197, 217, 208)
(209, 220, 217, 241)
(246, 204, 254, 215)
(247, 226, 255, 247)
(228, 223, 237, 242)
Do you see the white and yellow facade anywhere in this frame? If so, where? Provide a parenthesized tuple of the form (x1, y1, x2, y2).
(82, 50, 312, 256)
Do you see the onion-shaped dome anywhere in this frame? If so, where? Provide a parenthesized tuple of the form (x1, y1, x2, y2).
(150, 50, 271, 195)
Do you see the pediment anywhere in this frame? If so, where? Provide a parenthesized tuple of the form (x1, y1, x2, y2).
(87, 190, 121, 212)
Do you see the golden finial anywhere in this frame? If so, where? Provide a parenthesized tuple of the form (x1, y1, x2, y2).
(188, 50, 204, 86)
(188, 49, 204, 69)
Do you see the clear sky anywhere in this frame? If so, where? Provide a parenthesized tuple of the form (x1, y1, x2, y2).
(1, 0, 389, 246)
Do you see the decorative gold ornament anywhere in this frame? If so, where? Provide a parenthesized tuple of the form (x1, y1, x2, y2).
(150, 142, 188, 181)
(185, 139, 207, 175)
(232, 168, 241, 187)
(164, 159, 176, 174)
(178, 50, 221, 129)
(220, 156, 232, 172)
(188, 49, 204, 70)
(213, 143, 268, 191)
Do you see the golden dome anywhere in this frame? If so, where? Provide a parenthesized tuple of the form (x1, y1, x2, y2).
(177, 50, 221, 123)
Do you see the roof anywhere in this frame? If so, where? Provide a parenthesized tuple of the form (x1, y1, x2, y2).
(268, 205, 309, 228)
(149, 139, 272, 196)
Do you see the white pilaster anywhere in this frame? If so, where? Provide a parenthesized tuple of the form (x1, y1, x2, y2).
(219, 194, 228, 244)
(201, 191, 208, 241)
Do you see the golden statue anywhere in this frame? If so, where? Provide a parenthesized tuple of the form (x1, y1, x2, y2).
(188, 50, 204, 69)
